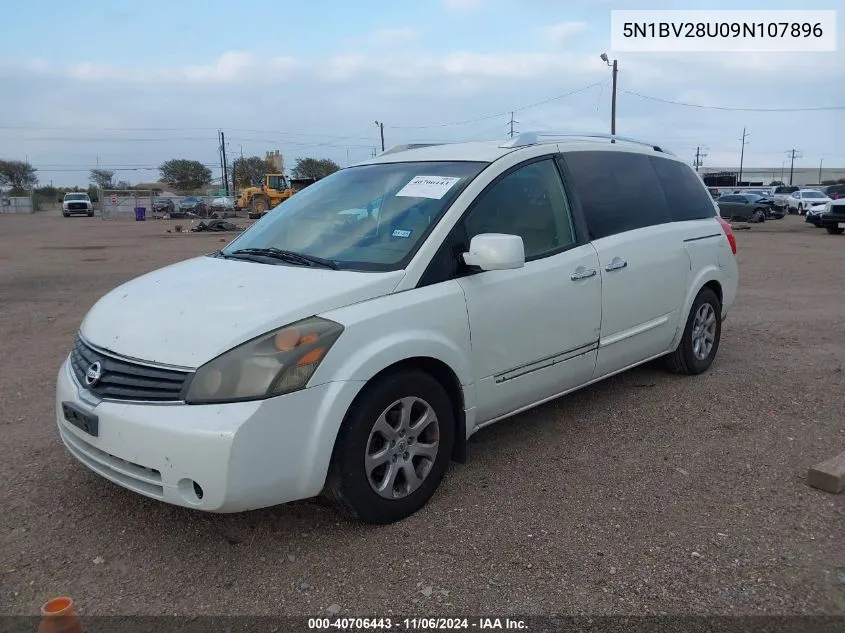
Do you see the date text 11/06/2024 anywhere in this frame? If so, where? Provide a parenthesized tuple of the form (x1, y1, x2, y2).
(307, 617, 528, 630)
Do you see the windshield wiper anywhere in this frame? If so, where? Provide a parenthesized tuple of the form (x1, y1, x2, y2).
(225, 247, 338, 269)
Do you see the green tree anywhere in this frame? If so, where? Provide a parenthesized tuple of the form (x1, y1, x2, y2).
(89, 168, 115, 189)
(232, 156, 275, 188)
(0, 159, 38, 194)
(86, 185, 99, 202)
(159, 159, 212, 193)
(291, 157, 340, 180)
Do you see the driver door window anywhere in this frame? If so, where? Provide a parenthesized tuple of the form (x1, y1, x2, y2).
(463, 158, 576, 260)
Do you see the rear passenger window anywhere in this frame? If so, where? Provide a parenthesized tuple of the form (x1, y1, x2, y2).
(651, 156, 717, 221)
(562, 150, 671, 240)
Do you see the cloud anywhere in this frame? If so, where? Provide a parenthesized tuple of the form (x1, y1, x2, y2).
(540, 21, 589, 46)
(442, 0, 483, 11)
(370, 27, 418, 46)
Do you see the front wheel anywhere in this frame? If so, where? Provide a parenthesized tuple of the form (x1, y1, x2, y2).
(752, 209, 766, 223)
(665, 287, 722, 376)
(325, 369, 455, 524)
(826, 226, 844, 235)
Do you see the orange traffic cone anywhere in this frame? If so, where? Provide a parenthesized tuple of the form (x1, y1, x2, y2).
(37, 597, 83, 633)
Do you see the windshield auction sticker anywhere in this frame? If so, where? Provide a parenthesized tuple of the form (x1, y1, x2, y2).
(610, 9, 837, 52)
(396, 176, 462, 199)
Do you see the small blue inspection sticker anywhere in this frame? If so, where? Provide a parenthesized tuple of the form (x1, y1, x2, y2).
(392, 229, 412, 238)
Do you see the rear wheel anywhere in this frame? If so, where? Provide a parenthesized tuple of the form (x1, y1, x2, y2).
(665, 287, 722, 376)
(325, 369, 455, 524)
(826, 226, 844, 235)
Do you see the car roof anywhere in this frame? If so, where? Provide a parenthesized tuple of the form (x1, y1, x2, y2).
(353, 133, 682, 167)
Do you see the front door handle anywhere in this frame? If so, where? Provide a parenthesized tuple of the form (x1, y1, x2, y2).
(605, 258, 627, 272)
(570, 266, 597, 281)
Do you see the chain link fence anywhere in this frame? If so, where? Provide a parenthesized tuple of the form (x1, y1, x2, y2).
(99, 190, 241, 220)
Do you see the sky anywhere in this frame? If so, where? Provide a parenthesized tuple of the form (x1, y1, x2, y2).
(1, 0, 843, 187)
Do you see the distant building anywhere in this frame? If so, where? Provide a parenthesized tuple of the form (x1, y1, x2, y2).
(266, 150, 284, 174)
(700, 166, 845, 187)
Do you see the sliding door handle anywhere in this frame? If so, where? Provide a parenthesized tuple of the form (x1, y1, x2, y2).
(570, 267, 597, 281)
(605, 258, 627, 272)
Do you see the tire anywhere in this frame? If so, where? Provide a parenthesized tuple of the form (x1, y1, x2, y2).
(325, 369, 455, 524)
(798, 204, 804, 215)
(664, 287, 722, 376)
(87, 211, 94, 217)
(251, 197, 269, 214)
(752, 209, 766, 223)
(62, 212, 69, 217)
(826, 227, 844, 235)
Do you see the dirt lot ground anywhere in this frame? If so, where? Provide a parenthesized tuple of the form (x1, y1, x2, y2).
(1, 212, 844, 617)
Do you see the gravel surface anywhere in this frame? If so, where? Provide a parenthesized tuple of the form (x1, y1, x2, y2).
(1, 212, 844, 616)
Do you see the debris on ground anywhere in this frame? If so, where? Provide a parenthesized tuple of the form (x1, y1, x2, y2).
(191, 220, 243, 233)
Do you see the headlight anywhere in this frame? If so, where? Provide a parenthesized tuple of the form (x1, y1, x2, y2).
(185, 316, 344, 404)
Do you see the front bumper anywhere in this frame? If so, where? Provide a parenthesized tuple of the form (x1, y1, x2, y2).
(55, 356, 364, 512)
(820, 213, 845, 229)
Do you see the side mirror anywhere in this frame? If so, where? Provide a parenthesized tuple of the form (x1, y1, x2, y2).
(462, 233, 525, 271)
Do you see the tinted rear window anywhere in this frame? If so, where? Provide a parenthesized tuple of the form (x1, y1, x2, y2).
(650, 156, 717, 221)
(562, 150, 671, 240)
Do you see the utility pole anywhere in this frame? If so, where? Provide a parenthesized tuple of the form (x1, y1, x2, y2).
(374, 121, 385, 152)
(221, 131, 230, 196)
(738, 127, 749, 186)
(818, 158, 823, 184)
(601, 53, 618, 142)
(508, 111, 519, 138)
(787, 149, 802, 186)
(218, 131, 225, 193)
(694, 145, 708, 172)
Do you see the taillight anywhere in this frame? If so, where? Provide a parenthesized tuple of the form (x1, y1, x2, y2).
(717, 217, 737, 255)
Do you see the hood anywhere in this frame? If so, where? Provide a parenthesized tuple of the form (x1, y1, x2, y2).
(80, 256, 406, 367)
(807, 198, 831, 205)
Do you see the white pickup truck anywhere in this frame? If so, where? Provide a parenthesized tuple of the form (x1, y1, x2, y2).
(62, 193, 94, 217)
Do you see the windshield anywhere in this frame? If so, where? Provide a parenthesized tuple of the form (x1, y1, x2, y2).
(65, 194, 88, 201)
(222, 161, 486, 271)
(802, 191, 825, 199)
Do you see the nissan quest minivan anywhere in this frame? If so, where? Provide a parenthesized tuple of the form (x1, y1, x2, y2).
(56, 133, 739, 524)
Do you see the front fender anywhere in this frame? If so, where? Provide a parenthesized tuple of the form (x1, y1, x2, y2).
(312, 280, 474, 408)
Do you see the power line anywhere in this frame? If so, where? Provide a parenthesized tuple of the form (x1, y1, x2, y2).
(620, 89, 845, 112)
(386, 82, 603, 130)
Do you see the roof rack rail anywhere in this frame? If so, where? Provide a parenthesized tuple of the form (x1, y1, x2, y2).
(500, 132, 675, 155)
(380, 143, 451, 156)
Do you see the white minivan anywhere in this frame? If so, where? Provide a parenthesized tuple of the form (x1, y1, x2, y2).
(56, 133, 739, 524)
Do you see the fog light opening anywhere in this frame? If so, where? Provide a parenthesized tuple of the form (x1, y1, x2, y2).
(177, 478, 204, 504)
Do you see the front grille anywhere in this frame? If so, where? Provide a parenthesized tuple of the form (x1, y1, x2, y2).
(67, 202, 88, 210)
(70, 336, 192, 402)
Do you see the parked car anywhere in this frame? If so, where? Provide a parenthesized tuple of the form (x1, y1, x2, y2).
(55, 132, 738, 524)
(818, 198, 845, 235)
(62, 193, 94, 217)
(178, 196, 208, 217)
(209, 196, 236, 215)
(784, 189, 832, 215)
(820, 184, 845, 200)
(151, 198, 176, 216)
(773, 185, 800, 212)
(717, 193, 770, 222)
